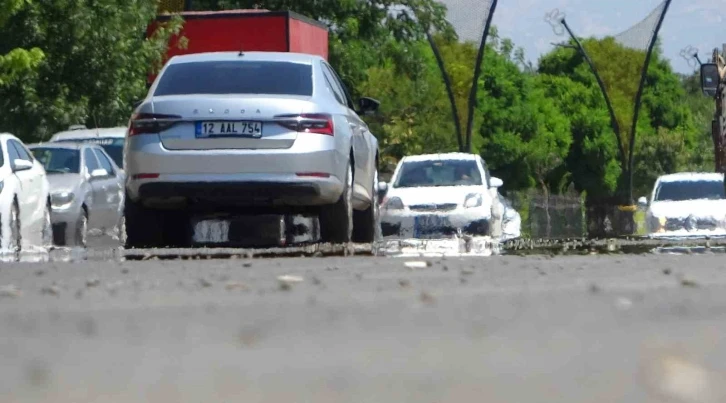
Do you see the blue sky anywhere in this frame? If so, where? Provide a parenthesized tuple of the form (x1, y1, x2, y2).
(439, 0, 724, 75)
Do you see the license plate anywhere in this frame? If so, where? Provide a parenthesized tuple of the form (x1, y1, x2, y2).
(195, 121, 263, 138)
(414, 215, 453, 238)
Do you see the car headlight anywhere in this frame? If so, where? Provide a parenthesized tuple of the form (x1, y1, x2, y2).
(463, 193, 482, 208)
(384, 196, 404, 210)
(51, 191, 75, 207)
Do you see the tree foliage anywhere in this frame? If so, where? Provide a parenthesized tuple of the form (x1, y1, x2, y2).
(0, 0, 184, 141)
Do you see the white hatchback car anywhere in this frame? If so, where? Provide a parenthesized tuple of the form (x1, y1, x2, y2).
(0, 133, 52, 252)
(639, 172, 726, 237)
(379, 153, 520, 240)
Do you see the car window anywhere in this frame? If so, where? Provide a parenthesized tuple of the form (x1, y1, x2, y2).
(394, 159, 483, 188)
(9, 140, 32, 161)
(93, 148, 115, 175)
(319, 62, 347, 106)
(323, 63, 356, 110)
(654, 180, 725, 201)
(479, 158, 492, 187)
(83, 148, 100, 173)
(154, 60, 313, 96)
(7, 140, 21, 163)
(31, 148, 81, 174)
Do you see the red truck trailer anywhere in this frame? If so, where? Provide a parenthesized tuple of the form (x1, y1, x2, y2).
(148, 9, 329, 64)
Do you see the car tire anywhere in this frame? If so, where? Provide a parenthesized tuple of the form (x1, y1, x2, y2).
(158, 210, 191, 248)
(75, 207, 89, 248)
(116, 214, 126, 246)
(41, 202, 53, 248)
(123, 195, 162, 249)
(319, 162, 353, 244)
(353, 168, 381, 243)
(6, 200, 21, 253)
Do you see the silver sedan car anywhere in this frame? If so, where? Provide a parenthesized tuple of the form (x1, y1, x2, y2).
(124, 51, 381, 248)
(29, 143, 125, 247)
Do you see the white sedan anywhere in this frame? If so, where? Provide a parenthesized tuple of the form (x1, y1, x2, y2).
(639, 172, 726, 238)
(378, 153, 521, 240)
(0, 133, 52, 253)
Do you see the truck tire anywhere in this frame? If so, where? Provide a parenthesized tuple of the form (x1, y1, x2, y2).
(319, 162, 353, 243)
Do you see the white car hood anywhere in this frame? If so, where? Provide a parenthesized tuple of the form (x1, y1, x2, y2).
(650, 199, 726, 220)
(387, 185, 487, 206)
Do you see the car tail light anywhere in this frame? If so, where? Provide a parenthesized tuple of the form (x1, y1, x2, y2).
(128, 113, 181, 136)
(274, 113, 334, 136)
(132, 173, 160, 180)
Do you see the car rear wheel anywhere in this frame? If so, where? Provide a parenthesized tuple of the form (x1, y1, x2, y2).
(319, 162, 353, 243)
(353, 169, 381, 243)
(124, 195, 163, 249)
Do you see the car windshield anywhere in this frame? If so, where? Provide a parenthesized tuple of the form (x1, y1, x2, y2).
(394, 159, 483, 188)
(54, 138, 123, 168)
(654, 180, 725, 201)
(153, 60, 313, 97)
(31, 147, 80, 174)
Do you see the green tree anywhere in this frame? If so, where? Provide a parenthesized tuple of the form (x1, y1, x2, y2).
(0, 0, 44, 85)
(538, 38, 698, 202)
(0, 0, 184, 142)
(357, 39, 459, 164)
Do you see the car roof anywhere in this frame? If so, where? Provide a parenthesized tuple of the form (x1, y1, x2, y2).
(657, 172, 724, 183)
(27, 142, 95, 150)
(401, 152, 479, 163)
(166, 51, 321, 66)
(49, 127, 126, 141)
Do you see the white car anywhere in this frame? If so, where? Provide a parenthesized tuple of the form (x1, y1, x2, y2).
(0, 133, 52, 252)
(639, 172, 726, 237)
(378, 153, 521, 240)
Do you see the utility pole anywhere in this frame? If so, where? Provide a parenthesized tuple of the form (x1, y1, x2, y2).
(700, 44, 726, 172)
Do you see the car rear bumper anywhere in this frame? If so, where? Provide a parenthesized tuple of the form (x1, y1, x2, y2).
(125, 134, 348, 207)
(128, 174, 344, 209)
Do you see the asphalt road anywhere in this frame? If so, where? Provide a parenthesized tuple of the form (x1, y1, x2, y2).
(2, 250, 726, 403)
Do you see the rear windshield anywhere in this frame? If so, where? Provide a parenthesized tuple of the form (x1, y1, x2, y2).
(153, 60, 313, 96)
(655, 180, 725, 201)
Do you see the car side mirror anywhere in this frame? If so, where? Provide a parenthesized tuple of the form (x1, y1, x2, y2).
(377, 181, 388, 200)
(700, 63, 721, 97)
(489, 177, 503, 188)
(90, 168, 109, 178)
(12, 159, 33, 172)
(357, 97, 380, 116)
(637, 196, 648, 207)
